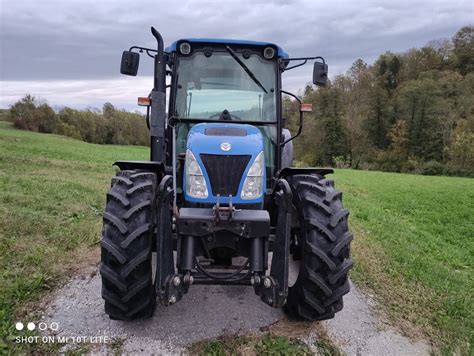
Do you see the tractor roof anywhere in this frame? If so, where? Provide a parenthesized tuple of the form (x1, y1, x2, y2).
(166, 38, 289, 59)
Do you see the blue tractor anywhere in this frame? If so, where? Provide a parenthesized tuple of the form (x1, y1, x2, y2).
(100, 27, 353, 321)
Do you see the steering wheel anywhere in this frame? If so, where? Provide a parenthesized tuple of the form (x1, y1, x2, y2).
(208, 110, 242, 121)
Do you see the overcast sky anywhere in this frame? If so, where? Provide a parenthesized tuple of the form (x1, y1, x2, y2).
(0, 0, 472, 111)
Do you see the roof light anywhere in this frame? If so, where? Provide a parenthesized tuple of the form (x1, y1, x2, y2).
(179, 42, 192, 55)
(263, 47, 275, 59)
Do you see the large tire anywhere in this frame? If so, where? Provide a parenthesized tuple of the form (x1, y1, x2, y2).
(285, 174, 353, 320)
(100, 170, 158, 320)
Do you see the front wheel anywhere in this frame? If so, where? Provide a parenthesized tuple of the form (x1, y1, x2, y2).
(100, 170, 158, 320)
(285, 174, 353, 320)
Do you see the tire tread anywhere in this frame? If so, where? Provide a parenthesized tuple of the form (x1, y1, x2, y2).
(285, 174, 353, 321)
(100, 169, 157, 320)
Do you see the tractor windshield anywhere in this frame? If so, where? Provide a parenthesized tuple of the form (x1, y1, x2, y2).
(174, 51, 277, 121)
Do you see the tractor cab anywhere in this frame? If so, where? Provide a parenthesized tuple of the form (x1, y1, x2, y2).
(166, 39, 287, 206)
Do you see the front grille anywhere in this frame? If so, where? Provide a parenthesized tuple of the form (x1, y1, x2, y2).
(200, 154, 251, 197)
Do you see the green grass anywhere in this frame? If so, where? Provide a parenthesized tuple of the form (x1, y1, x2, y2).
(188, 327, 341, 355)
(255, 334, 311, 355)
(188, 333, 313, 355)
(0, 121, 472, 353)
(0, 121, 147, 352)
(334, 169, 473, 354)
(189, 334, 253, 355)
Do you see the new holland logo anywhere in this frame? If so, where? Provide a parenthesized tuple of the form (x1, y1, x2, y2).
(220, 142, 231, 151)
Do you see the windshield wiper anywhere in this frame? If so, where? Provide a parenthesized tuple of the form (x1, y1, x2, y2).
(225, 46, 268, 94)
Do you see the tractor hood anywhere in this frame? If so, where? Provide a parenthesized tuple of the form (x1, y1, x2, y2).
(184, 123, 265, 205)
(187, 123, 264, 156)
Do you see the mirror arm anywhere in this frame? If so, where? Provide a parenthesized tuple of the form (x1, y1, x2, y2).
(129, 46, 159, 59)
(280, 90, 304, 147)
(145, 50, 156, 59)
(284, 56, 325, 71)
(129, 46, 158, 54)
(285, 59, 308, 71)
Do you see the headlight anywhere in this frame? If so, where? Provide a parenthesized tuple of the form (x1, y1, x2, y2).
(185, 149, 208, 198)
(241, 151, 264, 200)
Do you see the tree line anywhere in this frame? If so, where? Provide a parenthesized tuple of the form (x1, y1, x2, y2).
(2, 95, 149, 146)
(285, 26, 473, 177)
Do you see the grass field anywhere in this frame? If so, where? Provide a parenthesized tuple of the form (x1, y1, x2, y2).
(0, 121, 472, 353)
(0, 121, 148, 352)
(335, 169, 473, 354)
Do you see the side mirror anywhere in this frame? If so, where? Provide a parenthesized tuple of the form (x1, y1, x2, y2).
(120, 51, 140, 76)
(313, 62, 328, 86)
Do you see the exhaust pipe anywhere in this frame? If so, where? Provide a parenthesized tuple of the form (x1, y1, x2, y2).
(149, 27, 167, 163)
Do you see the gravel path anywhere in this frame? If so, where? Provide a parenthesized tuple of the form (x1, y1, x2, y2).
(40, 273, 431, 354)
(41, 273, 282, 354)
(322, 281, 431, 355)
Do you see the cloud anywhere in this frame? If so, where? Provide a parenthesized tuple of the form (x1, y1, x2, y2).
(0, 0, 472, 108)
